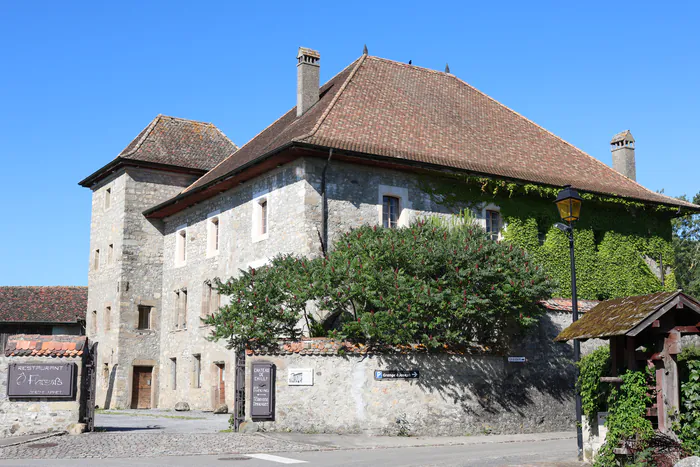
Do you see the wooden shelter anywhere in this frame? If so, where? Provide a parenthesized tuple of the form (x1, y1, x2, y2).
(556, 291, 700, 432)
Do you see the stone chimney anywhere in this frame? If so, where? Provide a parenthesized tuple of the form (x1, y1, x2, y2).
(610, 130, 636, 181)
(297, 47, 321, 117)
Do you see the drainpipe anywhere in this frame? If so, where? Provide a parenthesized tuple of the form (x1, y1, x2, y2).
(320, 149, 333, 256)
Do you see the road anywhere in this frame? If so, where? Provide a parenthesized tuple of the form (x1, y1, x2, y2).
(0, 438, 580, 466)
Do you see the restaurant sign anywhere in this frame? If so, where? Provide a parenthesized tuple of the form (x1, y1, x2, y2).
(7, 363, 76, 398)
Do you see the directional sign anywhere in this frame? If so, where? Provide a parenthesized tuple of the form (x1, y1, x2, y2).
(507, 356, 527, 363)
(374, 369, 419, 380)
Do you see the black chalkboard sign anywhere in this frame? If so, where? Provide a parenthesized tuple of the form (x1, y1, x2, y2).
(250, 362, 275, 421)
(7, 363, 76, 398)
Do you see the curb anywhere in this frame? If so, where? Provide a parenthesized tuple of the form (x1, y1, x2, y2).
(0, 431, 67, 449)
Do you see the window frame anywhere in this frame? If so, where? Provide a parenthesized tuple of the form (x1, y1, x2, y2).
(377, 185, 410, 229)
(175, 225, 187, 266)
(485, 209, 502, 241)
(171, 358, 177, 390)
(137, 305, 152, 330)
(382, 195, 400, 229)
(206, 211, 221, 257)
(193, 354, 201, 389)
(93, 249, 100, 271)
(252, 193, 270, 242)
(104, 187, 112, 210)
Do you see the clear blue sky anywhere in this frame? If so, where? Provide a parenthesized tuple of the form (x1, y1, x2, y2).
(1, 1, 698, 286)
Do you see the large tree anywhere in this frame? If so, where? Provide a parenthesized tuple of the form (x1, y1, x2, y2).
(206, 218, 554, 351)
(674, 193, 700, 298)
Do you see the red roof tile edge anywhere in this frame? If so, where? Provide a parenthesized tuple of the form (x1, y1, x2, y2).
(4, 334, 87, 358)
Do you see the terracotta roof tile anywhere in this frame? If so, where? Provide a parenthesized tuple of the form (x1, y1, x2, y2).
(177, 55, 698, 212)
(540, 298, 600, 313)
(0, 286, 87, 324)
(4, 335, 88, 358)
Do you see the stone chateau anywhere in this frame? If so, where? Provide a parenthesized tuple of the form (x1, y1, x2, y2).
(79, 47, 697, 411)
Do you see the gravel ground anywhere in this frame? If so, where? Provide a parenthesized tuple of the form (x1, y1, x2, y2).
(0, 432, 319, 459)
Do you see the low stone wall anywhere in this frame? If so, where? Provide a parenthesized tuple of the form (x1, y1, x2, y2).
(242, 312, 595, 436)
(1, 335, 86, 438)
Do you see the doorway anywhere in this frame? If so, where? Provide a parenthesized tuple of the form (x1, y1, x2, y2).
(131, 366, 153, 409)
(215, 363, 226, 406)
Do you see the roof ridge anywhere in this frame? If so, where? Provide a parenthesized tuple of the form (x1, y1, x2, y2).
(119, 115, 162, 159)
(366, 56, 452, 77)
(158, 115, 217, 126)
(295, 54, 367, 142)
(445, 73, 675, 202)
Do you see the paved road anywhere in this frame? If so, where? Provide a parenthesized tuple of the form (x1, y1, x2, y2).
(0, 438, 579, 466)
(95, 409, 230, 433)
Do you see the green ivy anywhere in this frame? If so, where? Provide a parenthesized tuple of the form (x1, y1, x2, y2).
(421, 174, 677, 300)
(679, 349, 700, 455)
(577, 346, 611, 428)
(595, 369, 654, 467)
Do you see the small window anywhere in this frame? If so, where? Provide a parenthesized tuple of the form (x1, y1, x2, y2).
(171, 358, 177, 390)
(176, 228, 187, 265)
(104, 306, 111, 331)
(93, 249, 100, 271)
(138, 305, 151, 330)
(105, 187, 111, 210)
(202, 281, 221, 318)
(176, 289, 188, 329)
(382, 196, 400, 229)
(260, 199, 268, 235)
(108, 244, 114, 264)
(193, 354, 201, 389)
(486, 210, 501, 240)
(207, 216, 220, 256)
(91, 310, 97, 334)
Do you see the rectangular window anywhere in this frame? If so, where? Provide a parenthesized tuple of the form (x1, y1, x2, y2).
(207, 216, 220, 256)
(93, 249, 100, 271)
(176, 228, 187, 265)
(138, 305, 151, 330)
(91, 310, 97, 334)
(193, 354, 201, 389)
(171, 358, 177, 390)
(104, 306, 111, 331)
(105, 187, 111, 210)
(176, 289, 188, 329)
(486, 210, 501, 240)
(382, 196, 400, 229)
(108, 244, 114, 264)
(260, 199, 268, 235)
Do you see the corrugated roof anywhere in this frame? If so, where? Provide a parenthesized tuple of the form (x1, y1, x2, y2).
(0, 286, 87, 324)
(5, 334, 87, 358)
(554, 291, 700, 341)
(180, 55, 698, 211)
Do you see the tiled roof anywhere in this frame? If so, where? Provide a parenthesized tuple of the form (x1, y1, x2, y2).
(540, 298, 600, 313)
(555, 291, 700, 341)
(118, 115, 237, 171)
(4, 334, 87, 358)
(79, 115, 237, 187)
(0, 286, 87, 323)
(181, 55, 697, 211)
(245, 338, 489, 356)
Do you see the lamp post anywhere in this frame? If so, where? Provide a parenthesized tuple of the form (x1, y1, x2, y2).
(554, 184, 583, 461)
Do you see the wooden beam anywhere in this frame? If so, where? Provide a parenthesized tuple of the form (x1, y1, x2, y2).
(674, 325, 700, 334)
(600, 377, 623, 383)
(652, 320, 661, 328)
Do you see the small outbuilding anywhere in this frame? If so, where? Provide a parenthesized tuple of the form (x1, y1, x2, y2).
(556, 290, 700, 432)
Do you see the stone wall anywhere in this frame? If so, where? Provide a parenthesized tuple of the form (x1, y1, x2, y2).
(244, 312, 595, 436)
(0, 355, 83, 438)
(87, 167, 198, 409)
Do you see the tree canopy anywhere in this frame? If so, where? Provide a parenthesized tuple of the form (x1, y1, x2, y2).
(674, 193, 700, 298)
(206, 218, 554, 351)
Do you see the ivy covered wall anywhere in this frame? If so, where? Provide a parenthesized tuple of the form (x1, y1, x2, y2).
(423, 175, 677, 300)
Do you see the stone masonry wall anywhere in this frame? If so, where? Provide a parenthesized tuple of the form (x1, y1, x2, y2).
(0, 355, 83, 438)
(87, 167, 197, 409)
(159, 160, 312, 410)
(244, 311, 594, 436)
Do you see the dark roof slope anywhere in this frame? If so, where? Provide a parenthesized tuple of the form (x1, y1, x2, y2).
(182, 55, 697, 210)
(79, 115, 237, 187)
(0, 286, 87, 324)
(555, 291, 700, 341)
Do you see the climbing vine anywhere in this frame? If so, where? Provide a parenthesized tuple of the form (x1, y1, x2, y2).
(420, 174, 678, 300)
(577, 346, 611, 428)
(678, 347, 700, 455)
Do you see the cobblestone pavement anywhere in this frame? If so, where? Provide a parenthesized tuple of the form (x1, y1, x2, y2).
(0, 433, 319, 459)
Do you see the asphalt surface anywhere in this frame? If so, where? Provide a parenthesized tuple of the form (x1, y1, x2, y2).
(0, 439, 580, 466)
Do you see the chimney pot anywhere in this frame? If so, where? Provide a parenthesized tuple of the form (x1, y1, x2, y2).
(610, 130, 636, 181)
(297, 47, 321, 117)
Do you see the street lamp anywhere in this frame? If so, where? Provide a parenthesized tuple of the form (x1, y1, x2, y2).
(554, 184, 583, 461)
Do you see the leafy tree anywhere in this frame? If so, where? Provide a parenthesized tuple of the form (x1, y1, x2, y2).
(206, 218, 554, 351)
(673, 193, 700, 298)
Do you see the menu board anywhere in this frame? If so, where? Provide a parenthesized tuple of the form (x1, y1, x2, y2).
(7, 363, 76, 398)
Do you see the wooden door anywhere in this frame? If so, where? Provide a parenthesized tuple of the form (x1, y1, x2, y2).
(218, 364, 226, 405)
(131, 367, 152, 409)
